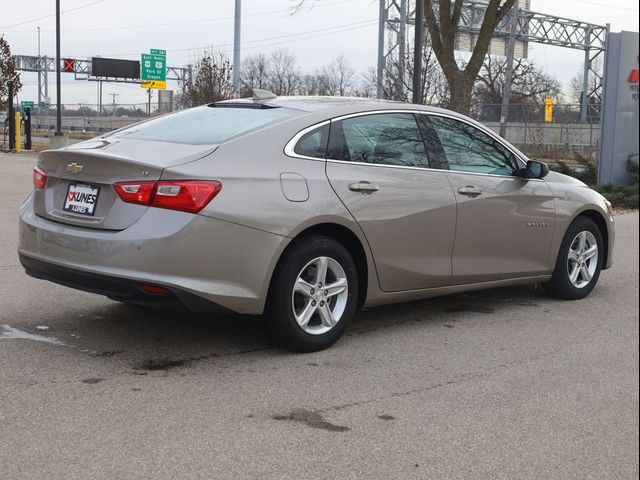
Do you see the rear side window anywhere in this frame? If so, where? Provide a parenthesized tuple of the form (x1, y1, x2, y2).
(294, 124, 329, 158)
(110, 106, 300, 145)
(327, 113, 430, 168)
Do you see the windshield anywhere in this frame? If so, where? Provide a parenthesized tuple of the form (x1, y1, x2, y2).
(109, 105, 300, 144)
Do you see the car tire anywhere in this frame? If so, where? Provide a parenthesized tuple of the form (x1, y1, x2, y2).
(266, 235, 359, 352)
(544, 216, 603, 300)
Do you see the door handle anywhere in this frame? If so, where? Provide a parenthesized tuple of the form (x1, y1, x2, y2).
(349, 182, 380, 193)
(457, 185, 482, 197)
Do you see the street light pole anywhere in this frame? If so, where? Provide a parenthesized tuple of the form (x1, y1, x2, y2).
(233, 0, 241, 97)
(37, 26, 41, 111)
(412, 0, 424, 104)
(499, 8, 518, 138)
(55, 0, 62, 136)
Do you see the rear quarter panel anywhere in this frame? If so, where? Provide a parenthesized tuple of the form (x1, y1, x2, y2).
(160, 119, 381, 311)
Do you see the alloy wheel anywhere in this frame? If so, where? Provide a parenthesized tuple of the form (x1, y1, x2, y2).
(567, 230, 599, 289)
(291, 256, 349, 335)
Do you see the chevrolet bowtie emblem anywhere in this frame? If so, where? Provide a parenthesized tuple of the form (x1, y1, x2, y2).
(66, 163, 84, 174)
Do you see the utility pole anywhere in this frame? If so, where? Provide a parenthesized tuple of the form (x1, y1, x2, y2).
(233, 0, 241, 97)
(580, 27, 593, 123)
(55, 0, 62, 137)
(37, 26, 41, 111)
(109, 92, 119, 117)
(376, 0, 387, 99)
(396, 0, 407, 99)
(98, 81, 103, 115)
(412, 0, 425, 104)
(499, 7, 518, 139)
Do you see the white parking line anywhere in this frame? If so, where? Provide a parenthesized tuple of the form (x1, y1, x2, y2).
(0, 325, 66, 346)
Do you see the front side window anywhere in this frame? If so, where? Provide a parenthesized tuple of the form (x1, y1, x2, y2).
(428, 115, 519, 176)
(328, 113, 430, 168)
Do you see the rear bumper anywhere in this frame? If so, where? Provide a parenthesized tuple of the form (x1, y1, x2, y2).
(18, 197, 288, 314)
(20, 253, 232, 313)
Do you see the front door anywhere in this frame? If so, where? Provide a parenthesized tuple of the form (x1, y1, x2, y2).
(325, 112, 457, 292)
(425, 114, 557, 284)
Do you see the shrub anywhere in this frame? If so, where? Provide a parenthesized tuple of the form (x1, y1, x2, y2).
(552, 153, 638, 209)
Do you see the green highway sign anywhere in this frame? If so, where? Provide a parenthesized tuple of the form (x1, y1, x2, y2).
(141, 49, 166, 82)
(20, 101, 35, 111)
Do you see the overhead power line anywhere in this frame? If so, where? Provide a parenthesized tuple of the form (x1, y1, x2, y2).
(570, 0, 638, 11)
(96, 18, 378, 59)
(0, 0, 106, 30)
(3, 0, 358, 32)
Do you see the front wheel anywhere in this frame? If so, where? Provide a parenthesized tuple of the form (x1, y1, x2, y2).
(544, 216, 603, 300)
(266, 235, 359, 352)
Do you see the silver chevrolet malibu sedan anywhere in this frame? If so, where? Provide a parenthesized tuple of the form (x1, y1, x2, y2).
(18, 94, 615, 351)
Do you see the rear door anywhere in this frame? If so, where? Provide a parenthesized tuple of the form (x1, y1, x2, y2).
(325, 111, 457, 292)
(424, 113, 556, 284)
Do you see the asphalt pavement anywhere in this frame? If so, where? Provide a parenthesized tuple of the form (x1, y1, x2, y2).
(0, 152, 638, 480)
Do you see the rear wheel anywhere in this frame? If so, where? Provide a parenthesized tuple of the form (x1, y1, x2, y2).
(266, 235, 358, 352)
(544, 216, 603, 300)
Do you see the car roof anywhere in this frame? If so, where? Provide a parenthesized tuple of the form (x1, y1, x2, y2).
(215, 95, 453, 114)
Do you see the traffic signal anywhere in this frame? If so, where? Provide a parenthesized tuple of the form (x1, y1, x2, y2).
(63, 58, 76, 72)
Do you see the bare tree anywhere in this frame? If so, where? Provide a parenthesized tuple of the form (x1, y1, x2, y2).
(473, 55, 561, 121)
(239, 53, 270, 97)
(292, 0, 516, 113)
(184, 52, 233, 105)
(268, 49, 301, 96)
(318, 53, 355, 96)
(424, 0, 517, 114)
(0, 36, 22, 110)
(367, 34, 449, 105)
(567, 58, 602, 104)
(475, 55, 561, 104)
(300, 73, 323, 95)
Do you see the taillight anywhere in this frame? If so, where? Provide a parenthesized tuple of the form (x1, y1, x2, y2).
(113, 181, 156, 205)
(113, 180, 222, 214)
(153, 181, 222, 213)
(33, 166, 47, 189)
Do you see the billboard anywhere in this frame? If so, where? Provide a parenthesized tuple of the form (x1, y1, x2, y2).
(455, 0, 530, 59)
(91, 58, 140, 79)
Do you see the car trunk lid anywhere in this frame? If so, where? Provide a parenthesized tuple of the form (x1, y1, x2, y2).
(35, 138, 218, 230)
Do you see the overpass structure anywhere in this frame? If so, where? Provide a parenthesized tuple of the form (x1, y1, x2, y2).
(377, 0, 609, 122)
(12, 55, 191, 111)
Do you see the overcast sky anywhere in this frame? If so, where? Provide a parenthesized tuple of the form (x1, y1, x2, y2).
(2, 0, 639, 107)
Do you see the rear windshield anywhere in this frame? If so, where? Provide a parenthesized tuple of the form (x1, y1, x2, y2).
(109, 105, 300, 145)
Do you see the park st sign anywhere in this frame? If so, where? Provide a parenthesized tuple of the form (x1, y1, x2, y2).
(141, 49, 166, 89)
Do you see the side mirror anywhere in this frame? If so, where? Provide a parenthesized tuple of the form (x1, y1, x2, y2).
(525, 160, 549, 179)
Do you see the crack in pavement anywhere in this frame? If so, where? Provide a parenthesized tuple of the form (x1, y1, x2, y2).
(317, 347, 563, 414)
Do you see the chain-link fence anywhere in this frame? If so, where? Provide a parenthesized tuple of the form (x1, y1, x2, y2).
(25, 101, 601, 160)
(28, 103, 162, 135)
(468, 102, 600, 159)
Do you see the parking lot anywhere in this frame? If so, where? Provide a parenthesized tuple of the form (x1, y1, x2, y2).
(0, 151, 638, 479)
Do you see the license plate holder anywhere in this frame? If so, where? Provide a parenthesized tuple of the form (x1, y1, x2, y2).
(63, 183, 100, 216)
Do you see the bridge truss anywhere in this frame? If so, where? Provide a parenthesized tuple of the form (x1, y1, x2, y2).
(377, 0, 609, 122)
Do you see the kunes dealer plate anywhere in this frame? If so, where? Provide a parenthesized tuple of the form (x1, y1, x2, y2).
(63, 183, 100, 216)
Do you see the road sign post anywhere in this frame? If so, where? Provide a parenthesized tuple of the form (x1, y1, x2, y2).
(20, 101, 35, 113)
(141, 49, 166, 90)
